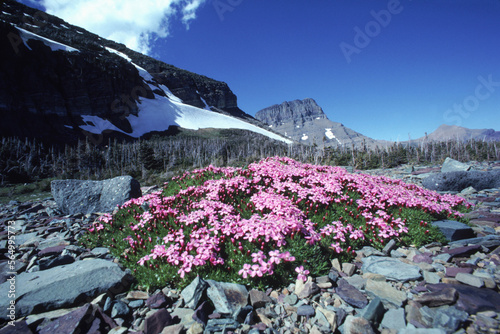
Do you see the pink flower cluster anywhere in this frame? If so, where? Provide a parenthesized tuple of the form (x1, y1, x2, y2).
(238, 250, 296, 278)
(100, 157, 471, 282)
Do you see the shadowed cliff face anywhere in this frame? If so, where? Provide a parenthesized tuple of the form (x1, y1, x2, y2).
(255, 98, 379, 148)
(0, 1, 252, 143)
(0, 21, 152, 142)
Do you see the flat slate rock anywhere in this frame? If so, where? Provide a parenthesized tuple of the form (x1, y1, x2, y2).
(427, 283, 500, 314)
(361, 256, 422, 282)
(449, 235, 500, 249)
(0, 259, 132, 320)
(336, 279, 368, 309)
(51, 176, 142, 215)
(431, 220, 475, 241)
(38, 303, 94, 334)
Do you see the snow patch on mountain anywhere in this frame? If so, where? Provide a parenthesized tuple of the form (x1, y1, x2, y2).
(16, 27, 79, 52)
(160, 85, 183, 103)
(325, 128, 334, 139)
(105, 47, 131, 61)
(79, 93, 293, 143)
(197, 91, 212, 111)
(325, 128, 342, 145)
(105, 47, 154, 82)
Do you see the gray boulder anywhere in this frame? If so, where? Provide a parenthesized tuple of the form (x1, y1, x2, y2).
(206, 280, 248, 316)
(431, 220, 475, 242)
(441, 157, 471, 173)
(0, 259, 133, 319)
(422, 170, 500, 192)
(51, 176, 142, 214)
(181, 276, 209, 309)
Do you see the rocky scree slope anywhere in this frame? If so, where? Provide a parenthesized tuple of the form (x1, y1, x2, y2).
(0, 1, 262, 144)
(1, 161, 500, 333)
(255, 98, 381, 149)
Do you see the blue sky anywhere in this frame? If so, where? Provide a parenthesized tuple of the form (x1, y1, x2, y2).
(19, 0, 500, 141)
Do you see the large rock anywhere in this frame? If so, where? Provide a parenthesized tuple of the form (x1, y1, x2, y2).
(431, 220, 475, 241)
(51, 176, 141, 214)
(38, 304, 95, 334)
(441, 157, 471, 173)
(181, 276, 209, 309)
(448, 235, 500, 250)
(427, 283, 500, 314)
(422, 170, 500, 192)
(361, 256, 422, 282)
(335, 279, 368, 309)
(206, 280, 248, 316)
(342, 315, 375, 334)
(365, 279, 407, 308)
(0, 259, 133, 320)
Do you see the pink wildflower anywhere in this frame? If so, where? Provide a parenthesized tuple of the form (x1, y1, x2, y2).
(268, 250, 282, 265)
(137, 255, 150, 266)
(250, 264, 264, 277)
(251, 251, 266, 264)
(295, 265, 309, 282)
(238, 264, 252, 278)
(279, 251, 296, 262)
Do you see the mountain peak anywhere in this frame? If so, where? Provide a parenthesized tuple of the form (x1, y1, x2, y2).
(255, 98, 326, 127)
(255, 98, 379, 148)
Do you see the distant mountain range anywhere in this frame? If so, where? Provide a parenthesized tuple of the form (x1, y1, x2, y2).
(414, 124, 500, 142)
(255, 98, 380, 148)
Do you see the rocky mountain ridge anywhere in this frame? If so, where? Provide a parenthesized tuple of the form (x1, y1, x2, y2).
(255, 98, 381, 148)
(0, 1, 275, 144)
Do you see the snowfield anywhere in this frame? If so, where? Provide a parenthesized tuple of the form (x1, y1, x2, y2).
(80, 94, 293, 144)
(81, 47, 293, 143)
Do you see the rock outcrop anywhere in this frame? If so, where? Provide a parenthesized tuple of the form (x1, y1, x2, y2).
(255, 98, 380, 148)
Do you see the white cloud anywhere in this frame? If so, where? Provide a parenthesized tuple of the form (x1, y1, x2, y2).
(36, 0, 206, 54)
